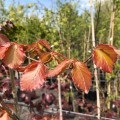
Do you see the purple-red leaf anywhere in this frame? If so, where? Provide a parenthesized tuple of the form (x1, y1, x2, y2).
(20, 62, 47, 91)
(47, 60, 73, 77)
(3, 43, 25, 69)
(37, 40, 51, 50)
(0, 34, 9, 45)
(115, 50, 120, 56)
(93, 44, 118, 73)
(16, 66, 27, 72)
(39, 52, 52, 63)
(0, 42, 11, 59)
(0, 110, 10, 120)
(71, 62, 91, 94)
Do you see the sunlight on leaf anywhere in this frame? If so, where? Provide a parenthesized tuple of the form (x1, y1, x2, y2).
(0, 34, 9, 45)
(93, 44, 118, 73)
(40, 52, 52, 63)
(0, 110, 10, 120)
(37, 40, 51, 50)
(71, 62, 91, 94)
(47, 59, 73, 77)
(0, 42, 11, 59)
(3, 43, 25, 69)
(20, 62, 47, 91)
(16, 66, 27, 72)
(29, 42, 45, 57)
(115, 50, 120, 56)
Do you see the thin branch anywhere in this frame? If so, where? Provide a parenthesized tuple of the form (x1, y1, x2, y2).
(58, 75, 63, 120)
(9, 69, 19, 118)
(26, 56, 41, 63)
(53, 52, 67, 60)
(45, 108, 116, 120)
(3, 99, 30, 107)
(1, 65, 9, 77)
(84, 55, 92, 63)
(90, 0, 101, 119)
(0, 96, 19, 120)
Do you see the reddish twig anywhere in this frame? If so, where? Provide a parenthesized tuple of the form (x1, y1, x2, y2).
(0, 96, 19, 120)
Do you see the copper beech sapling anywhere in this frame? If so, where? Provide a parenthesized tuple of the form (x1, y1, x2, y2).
(0, 33, 120, 119)
(0, 33, 120, 93)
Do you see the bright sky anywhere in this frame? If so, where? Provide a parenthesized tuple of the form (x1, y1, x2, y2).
(4, 0, 90, 9)
(5, 0, 107, 16)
